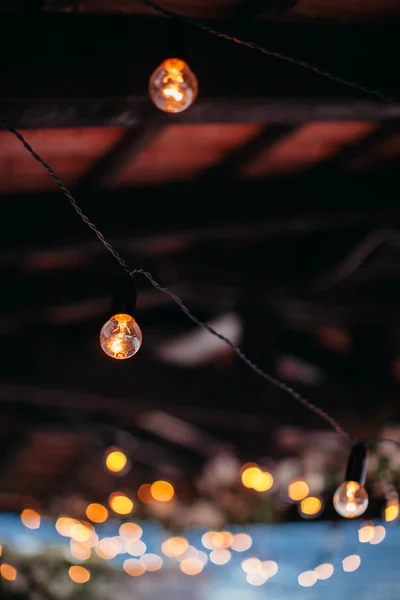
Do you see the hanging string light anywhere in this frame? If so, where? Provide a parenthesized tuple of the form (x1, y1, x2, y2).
(333, 443, 369, 518)
(149, 58, 198, 113)
(100, 277, 142, 360)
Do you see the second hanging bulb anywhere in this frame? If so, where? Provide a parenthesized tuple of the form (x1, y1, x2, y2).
(149, 58, 198, 113)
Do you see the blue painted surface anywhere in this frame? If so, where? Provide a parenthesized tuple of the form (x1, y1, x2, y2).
(0, 515, 398, 599)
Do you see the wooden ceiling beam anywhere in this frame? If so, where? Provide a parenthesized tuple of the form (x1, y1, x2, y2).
(1, 15, 400, 127)
(201, 124, 296, 179)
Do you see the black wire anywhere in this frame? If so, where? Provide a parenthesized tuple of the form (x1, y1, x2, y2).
(140, 0, 395, 104)
(0, 116, 351, 439)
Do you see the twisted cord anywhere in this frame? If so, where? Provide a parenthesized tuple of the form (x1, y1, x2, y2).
(140, 0, 394, 104)
(0, 116, 351, 439)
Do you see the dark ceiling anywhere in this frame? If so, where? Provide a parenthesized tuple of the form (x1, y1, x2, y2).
(0, 0, 400, 517)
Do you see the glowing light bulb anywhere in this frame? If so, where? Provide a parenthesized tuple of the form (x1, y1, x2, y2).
(333, 481, 369, 518)
(100, 313, 142, 360)
(149, 58, 198, 113)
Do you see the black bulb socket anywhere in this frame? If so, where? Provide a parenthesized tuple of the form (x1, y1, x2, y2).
(345, 442, 369, 486)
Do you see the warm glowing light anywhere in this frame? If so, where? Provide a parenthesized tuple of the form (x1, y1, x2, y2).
(385, 499, 399, 522)
(242, 558, 262, 574)
(253, 471, 274, 492)
(70, 523, 92, 543)
(119, 523, 143, 541)
(300, 496, 322, 516)
(288, 480, 309, 502)
(86, 503, 108, 524)
(201, 532, 215, 550)
(342, 554, 361, 572)
(126, 540, 147, 557)
(56, 517, 79, 537)
(246, 572, 268, 586)
(137, 484, 154, 504)
(208, 531, 233, 549)
(70, 541, 91, 561)
(262, 561, 278, 578)
(241, 466, 261, 488)
(333, 481, 369, 518)
(149, 58, 198, 114)
(21, 508, 41, 529)
(315, 563, 334, 580)
(139, 553, 163, 572)
(180, 557, 204, 575)
(231, 533, 252, 552)
(109, 492, 134, 515)
(0, 545, 2, 556)
(69, 566, 90, 584)
(100, 313, 142, 360)
(150, 481, 175, 502)
(95, 537, 122, 560)
(124, 558, 146, 576)
(370, 525, 386, 545)
(298, 571, 317, 587)
(0, 564, 17, 581)
(210, 549, 231, 565)
(105, 448, 128, 473)
(358, 524, 375, 543)
(162, 536, 189, 558)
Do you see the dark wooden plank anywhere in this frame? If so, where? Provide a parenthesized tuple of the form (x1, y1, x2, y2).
(0, 15, 400, 127)
(201, 124, 296, 178)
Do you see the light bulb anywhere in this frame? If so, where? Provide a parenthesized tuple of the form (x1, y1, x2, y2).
(149, 58, 198, 113)
(333, 481, 369, 518)
(100, 313, 142, 359)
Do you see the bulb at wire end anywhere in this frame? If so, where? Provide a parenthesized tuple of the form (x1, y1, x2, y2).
(149, 58, 198, 113)
(100, 313, 142, 360)
(333, 481, 369, 518)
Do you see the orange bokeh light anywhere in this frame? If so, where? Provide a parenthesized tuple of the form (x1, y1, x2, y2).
(86, 503, 108, 524)
(109, 492, 134, 515)
(0, 564, 17, 581)
(150, 481, 175, 502)
(288, 480, 309, 502)
(69, 566, 90, 584)
(300, 496, 322, 516)
(105, 448, 128, 473)
(21, 508, 41, 529)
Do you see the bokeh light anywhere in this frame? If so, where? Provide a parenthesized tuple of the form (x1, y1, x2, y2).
(288, 480, 309, 501)
(246, 572, 268, 586)
(315, 563, 334, 580)
(69, 566, 90, 584)
(124, 558, 146, 576)
(105, 448, 128, 473)
(262, 560, 278, 578)
(126, 540, 147, 557)
(150, 481, 175, 502)
(210, 549, 231, 565)
(137, 484, 154, 504)
(253, 471, 274, 492)
(298, 571, 317, 587)
(70, 541, 91, 561)
(370, 525, 386, 545)
(385, 500, 399, 522)
(342, 554, 361, 572)
(109, 492, 134, 515)
(241, 466, 261, 488)
(21, 508, 41, 529)
(231, 533, 252, 552)
(119, 523, 143, 541)
(95, 537, 122, 560)
(299, 496, 322, 517)
(180, 557, 204, 575)
(358, 524, 375, 543)
(0, 564, 17, 581)
(70, 523, 92, 543)
(162, 536, 189, 557)
(86, 503, 108, 524)
(139, 553, 163, 572)
(242, 558, 262, 574)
